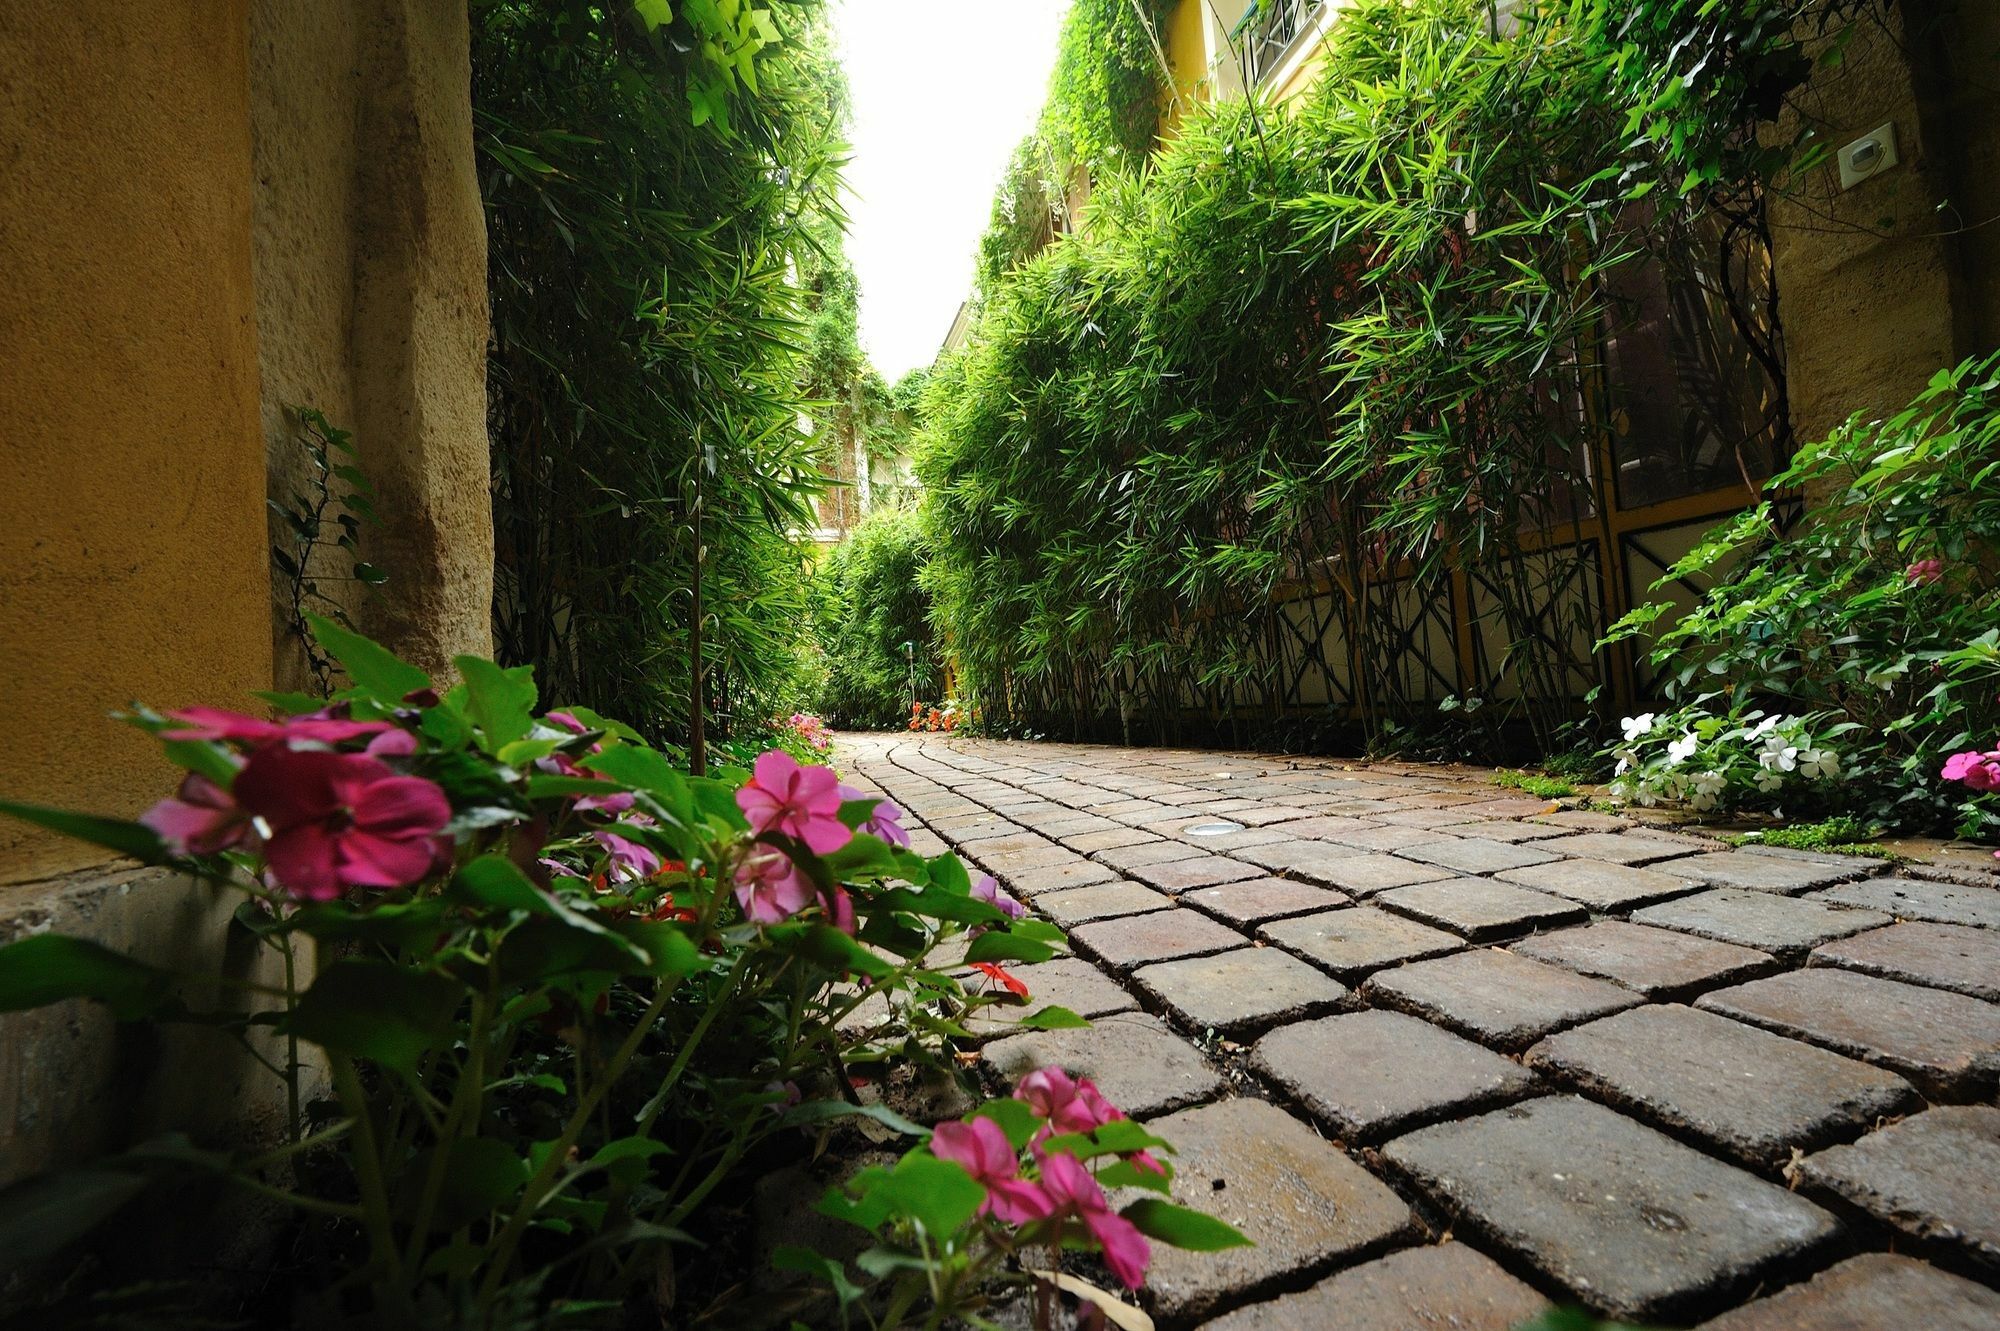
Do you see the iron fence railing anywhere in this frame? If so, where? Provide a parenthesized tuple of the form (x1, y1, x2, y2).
(1242, 0, 1320, 89)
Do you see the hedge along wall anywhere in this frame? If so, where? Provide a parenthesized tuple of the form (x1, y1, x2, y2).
(919, 0, 1810, 757)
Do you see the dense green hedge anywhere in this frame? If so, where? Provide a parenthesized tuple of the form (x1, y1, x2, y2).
(814, 508, 942, 729)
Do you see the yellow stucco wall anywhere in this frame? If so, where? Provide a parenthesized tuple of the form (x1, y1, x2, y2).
(0, 1, 274, 882)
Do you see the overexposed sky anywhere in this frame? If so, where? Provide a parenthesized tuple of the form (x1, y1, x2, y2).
(834, 0, 1070, 380)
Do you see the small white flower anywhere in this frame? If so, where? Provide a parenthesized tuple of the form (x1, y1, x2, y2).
(1753, 767, 1784, 792)
(1750, 715, 1781, 737)
(1690, 770, 1726, 798)
(1620, 713, 1657, 743)
(1688, 788, 1719, 811)
(1666, 731, 1699, 767)
(1758, 733, 1799, 773)
(1864, 664, 1905, 692)
(1797, 749, 1840, 780)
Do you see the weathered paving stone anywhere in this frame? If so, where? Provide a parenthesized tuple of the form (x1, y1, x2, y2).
(1071, 908, 1246, 970)
(1096, 838, 1196, 871)
(1260, 908, 1464, 981)
(1182, 876, 1349, 926)
(963, 956, 1137, 1037)
(1811, 921, 2000, 1001)
(981, 1010, 1223, 1117)
(1547, 830, 1702, 865)
(1198, 1242, 1551, 1331)
(1631, 888, 1890, 958)
(1696, 968, 2000, 1096)
(1698, 1252, 2000, 1330)
(1509, 921, 1775, 1000)
(1450, 819, 1574, 842)
(1270, 814, 1393, 840)
(1800, 1105, 2000, 1270)
(1060, 826, 1160, 853)
(1375, 877, 1586, 941)
(1033, 880, 1174, 925)
(1134, 947, 1348, 1036)
(1366, 948, 1640, 1049)
(1674, 851, 1861, 895)
(1258, 848, 1454, 894)
(1253, 1009, 1536, 1141)
(1231, 837, 1364, 877)
(1497, 858, 1701, 911)
(955, 831, 1056, 858)
(999, 858, 1120, 897)
(1810, 875, 2000, 929)
(1134, 1098, 1416, 1324)
(1128, 855, 1266, 893)
(1383, 1096, 1839, 1322)
(1316, 821, 1460, 853)
(1526, 1004, 1917, 1169)
(1398, 837, 1564, 875)
(1535, 809, 1632, 832)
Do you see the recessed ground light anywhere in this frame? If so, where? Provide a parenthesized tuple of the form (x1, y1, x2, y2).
(1187, 821, 1245, 837)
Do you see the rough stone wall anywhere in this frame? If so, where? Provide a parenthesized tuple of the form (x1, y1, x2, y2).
(1767, 6, 1993, 452)
(251, 0, 494, 686)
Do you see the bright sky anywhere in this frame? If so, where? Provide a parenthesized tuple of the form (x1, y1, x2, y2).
(834, 0, 1071, 381)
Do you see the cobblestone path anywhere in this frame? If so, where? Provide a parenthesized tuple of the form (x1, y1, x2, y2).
(836, 732, 2000, 1330)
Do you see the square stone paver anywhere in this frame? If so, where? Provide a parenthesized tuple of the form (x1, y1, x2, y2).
(1800, 1105, 2000, 1269)
(1258, 848, 1456, 895)
(1632, 888, 1889, 957)
(975, 842, 1079, 872)
(1127, 855, 1266, 893)
(955, 832, 1056, 858)
(1398, 838, 1564, 875)
(1260, 908, 1464, 981)
(1366, 947, 1641, 1049)
(1133, 1098, 1415, 1324)
(1060, 826, 1160, 853)
(1810, 921, 2000, 1000)
(1675, 851, 1862, 895)
(1198, 1242, 1551, 1331)
(1810, 876, 2000, 929)
(999, 859, 1120, 897)
(1376, 878, 1586, 941)
(1071, 908, 1246, 970)
(1095, 838, 1195, 871)
(963, 956, 1136, 1037)
(1509, 921, 1775, 1000)
(1034, 880, 1174, 925)
(1316, 822, 1461, 854)
(1253, 1009, 1536, 1141)
(1181, 876, 1349, 926)
(1384, 1096, 1839, 1322)
(1134, 947, 1348, 1036)
(1697, 1252, 2000, 1330)
(1498, 858, 1702, 911)
(1526, 1004, 1917, 1168)
(1696, 969, 2000, 1096)
(981, 1010, 1223, 1117)
(1548, 830, 1702, 865)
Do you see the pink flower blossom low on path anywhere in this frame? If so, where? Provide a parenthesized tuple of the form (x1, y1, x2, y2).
(732, 844, 817, 924)
(737, 751, 851, 854)
(1034, 1149, 1150, 1289)
(1942, 749, 2000, 792)
(972, 873, 1025, 920)
(1015, 1067, 1122, 1136)
(141, 772, 252, 855)
(930, 1117, 1056, 1224)
(232, 746, 451, 900)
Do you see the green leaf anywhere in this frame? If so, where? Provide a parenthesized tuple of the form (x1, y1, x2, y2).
(305, 613, 431, 702)
(453, 855, 650, 965)
(0, 800, 167, 865)
(631, 0, 673, 31)
(972, 1096, 1042, 1149)
(0, 1167, 150, 1266)
(964, 931, 1056, 966)
(820, 1154, 984, 1235)
(283, 959, 462, 1073)
(455, 656, 538, 753)
(1119, 1198, 1253, 1251)
(1013, 1004, 1090, 1030)
(772, 1244, 864, 1308)
(583, 746, 693, 823)
(785, 924, 894, 980)
(779, 1098, 930, 1137)
(0, 934, 175, 1020)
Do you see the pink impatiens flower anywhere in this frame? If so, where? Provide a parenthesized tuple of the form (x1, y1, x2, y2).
(232, 746, 451, 900)
(732, 844, 817, 924)
(594, 828, 661, 883)
(839, 783, 910, 848)
(972, 873, 1025, 921)
(1942, 749, 2000, 792)
(931, 1117, 1057, 1224)
(737, 751, 852, 855)
(163, 706, 393, 746)
(1905, 558, 1945, 585)
(1034, 1149, 1150, 1289)
(141, 772, 252, 855)
(1015, 1068, 1123, 1137)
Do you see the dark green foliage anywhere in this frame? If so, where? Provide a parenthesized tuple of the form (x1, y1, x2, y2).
(814, 508, 941, 728)
(477, 3, 842, 744)
(270, 406, 382, 695)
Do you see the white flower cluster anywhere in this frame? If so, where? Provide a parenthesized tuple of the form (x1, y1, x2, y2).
(1606, 708, 1839, 814)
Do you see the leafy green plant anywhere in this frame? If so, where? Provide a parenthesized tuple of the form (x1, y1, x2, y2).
(1492, 770, 1578, 800)
(814, 509, 943, 729)
(1605, 350, 2000, 834)
(270, 406, 386, 695)
(1730, 816, 1887, 857)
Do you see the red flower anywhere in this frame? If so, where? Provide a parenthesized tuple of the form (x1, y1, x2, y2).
(141, 772, 252, 855)
(970, 960, 1030, 998)
(233, 745, 451, 900)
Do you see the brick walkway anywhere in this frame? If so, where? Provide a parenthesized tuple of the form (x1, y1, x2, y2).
(836, 732, 2000, 1330)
